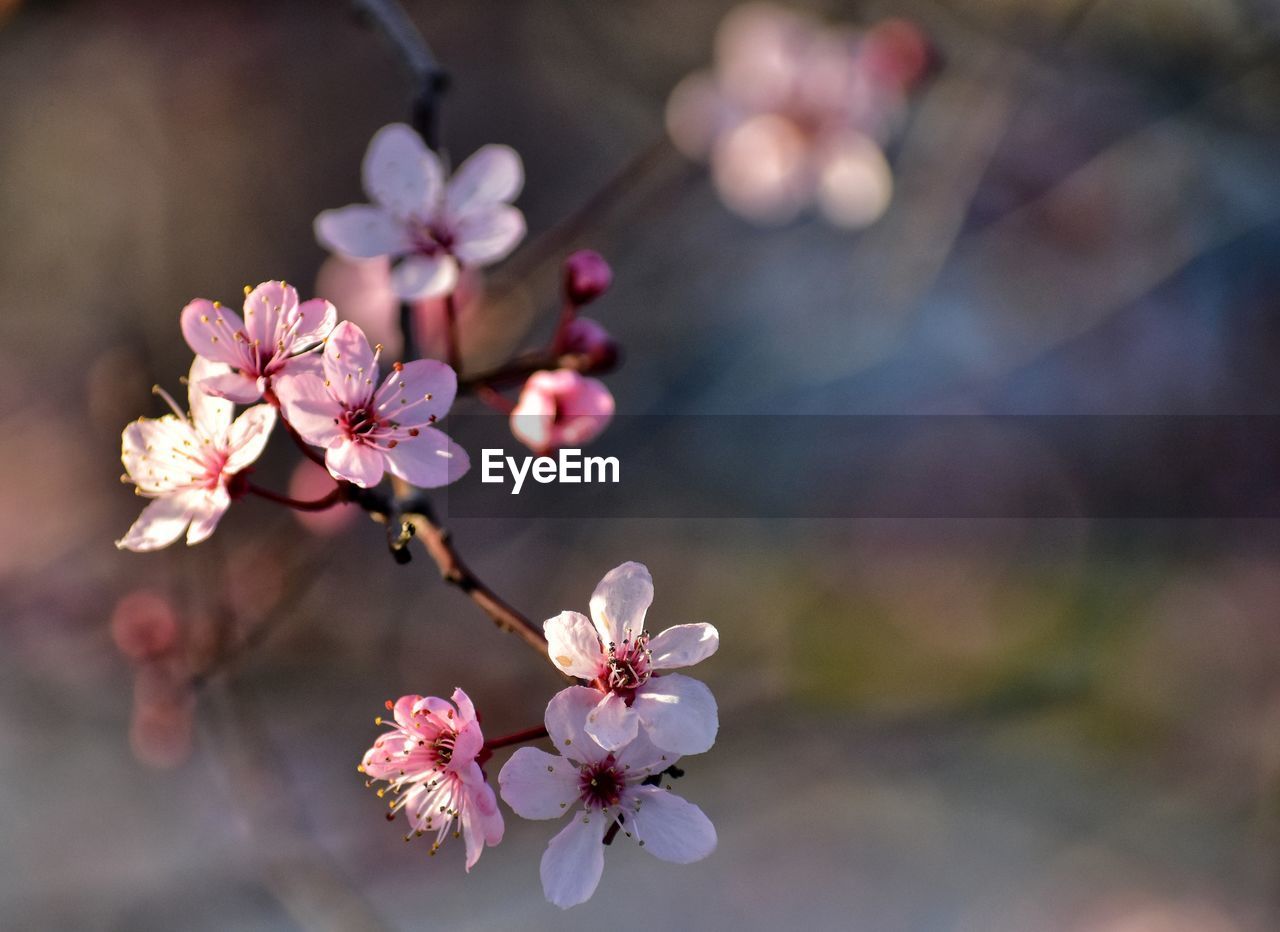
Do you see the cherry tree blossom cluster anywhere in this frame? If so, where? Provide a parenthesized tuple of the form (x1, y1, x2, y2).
(666, 4, 931, 227)
(114, 111, 714, 905)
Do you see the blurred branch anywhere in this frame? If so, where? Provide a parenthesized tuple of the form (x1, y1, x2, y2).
(351, 0, 447, 147)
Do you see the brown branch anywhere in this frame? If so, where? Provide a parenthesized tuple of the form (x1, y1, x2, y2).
(460, 348, 616, 393)
(400, 507, 549, 656)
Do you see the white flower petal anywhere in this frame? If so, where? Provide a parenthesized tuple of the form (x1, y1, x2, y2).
(633, 673, 718, 755)
(187, 357, 235, 435)
(584, 691, 640, 751)
(223, 404, 277, 475)
(445, 144, 523, 216)
(540, 809, 608, 909)
(389, 253, 459, 300)
(185, 488, 230, 545)
(362, 123, 443, 218)
(314, 205, 411, 259)
(451, 205, 525, 266)
(498, 747, 580, 819)
(544, 686, 609, 765)
(647, 623, 720, 671)
(589, 561, 654, 647)
(629, 786, 716, 864)
(116, 494, 196, 552)
(543, 611, 606, 679)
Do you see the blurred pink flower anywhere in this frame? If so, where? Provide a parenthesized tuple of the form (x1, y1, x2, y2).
(314, 255, 400, 355)
(361, 688, 504, 869)
(665, 4, 925, 227)
(287, 459, 359, 536)
(498, 685, 716, 909)
(274, 321, 468, 489)
(117, 358, 276, 551)
(110, 588, 179, 661)
(181, 280, 336, 403)
(315, 123, 525, 300)
(543, 562, 719, 755)
(510, 369, 614, 454)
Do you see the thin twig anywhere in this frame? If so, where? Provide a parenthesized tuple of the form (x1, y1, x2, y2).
(247, 482, 347, 512)
(351, 0, 448, 146)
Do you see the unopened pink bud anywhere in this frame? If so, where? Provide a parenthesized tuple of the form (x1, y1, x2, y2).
(111, 589, 179, 662)
(562, 317, 619, 369)
(563, 250, 613, 305)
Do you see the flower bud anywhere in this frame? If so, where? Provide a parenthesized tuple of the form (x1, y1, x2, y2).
(563, 250, 613, 305)
(561, 317, 619, 369)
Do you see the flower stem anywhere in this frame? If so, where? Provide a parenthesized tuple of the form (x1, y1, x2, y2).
(483, 724, 549, 752)
(248, 482, 346, 512)
(443, 289, 462, 375)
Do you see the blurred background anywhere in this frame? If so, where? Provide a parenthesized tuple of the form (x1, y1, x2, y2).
(3, 0, 1280, 928)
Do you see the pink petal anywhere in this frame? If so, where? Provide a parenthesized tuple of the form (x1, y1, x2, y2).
(186, 357, 235, 436)
(180, 298, 249, 368)
(450, 687, 477, 724)
(273, 371, 342, 448)
(323, 320, 377, 409)
(544, 686, 609, 766)
(445, 144, 524, 216)
(325, 440, 385, 488)
(613, 727, 675, 777)
(589, 561, 654, 648)
(632, 673, 718, 755)
(382, 426, 469, 489)
(540, 809, 608, 909)
(543, 611, 606, 679)
(647, 623, 720, 671)
(584, 691, 639, 751)
(116, 493, 197, 552)
(628, 786, 717, 863)
(314, 205, 411, 259)
(460, 774, 504, 871)
(223, 404, 277, 475)
(373, 358, 457, 427)
(497, 747, 580, 819)
(362, 123, 443, 219)
(449, 721, 484, 770)
(242, 281, 298, 349)
(185, 488, 230, 545)
(197, 370, 262, 404)
(451, 204, 525, 265)
(389, 253, 458, 300)
(292, 298, 337, 348)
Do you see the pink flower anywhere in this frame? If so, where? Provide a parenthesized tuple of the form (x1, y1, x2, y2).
(360, 688, 504, 869)
(315, 123, 525, 300)
(510, 369, 614, 454)
(180, 280, 336, 403)
(117, 358, 276, 551)
(665, 5, 918, 227)
(498, 686, 716, 909)
(274, 320, 469, 489)
(543, 562, 719, 755)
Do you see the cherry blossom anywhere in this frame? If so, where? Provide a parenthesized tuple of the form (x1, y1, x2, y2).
(360, 688, 504, 869)
(543, 562, 719, 755)
(314, 123, 525, 300)
(117, 357, 276, 552)
(665, 5, 927, 227)
(180, 280, 336, 403)
(510, 369, 615, 454)
(498, 685, 716, 909)
(274, 320, 469, 489)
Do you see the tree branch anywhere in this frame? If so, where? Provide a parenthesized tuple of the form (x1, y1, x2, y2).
(351, 0, 448, 146)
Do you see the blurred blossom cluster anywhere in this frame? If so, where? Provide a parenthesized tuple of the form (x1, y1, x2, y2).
(666, 3, 930, 227)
